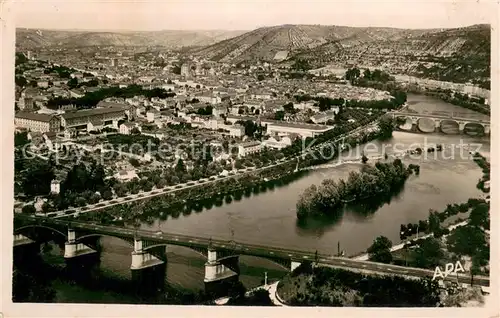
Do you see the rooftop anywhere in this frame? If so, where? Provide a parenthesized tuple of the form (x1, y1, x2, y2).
(62, 107, 125, 120)
(15, 112, 55, 122)
(262, 119, 334, 131)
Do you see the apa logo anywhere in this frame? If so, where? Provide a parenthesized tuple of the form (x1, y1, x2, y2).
(432, 261, 466, 281)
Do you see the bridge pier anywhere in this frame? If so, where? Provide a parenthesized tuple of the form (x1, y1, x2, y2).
(291, 261, 302, 272)
(204, 247, 239, 297)
(64, 229, 97, 259)
(130, 238, 167, 296)
(484, 124, 490, 135)
(13, 233, 35, 247)
(458, 121, 466, 133)
(130, 238, 164, 270)
(434, 119, 441, 132)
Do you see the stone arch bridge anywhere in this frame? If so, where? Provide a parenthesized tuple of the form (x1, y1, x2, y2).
(389, 111, 490, 136)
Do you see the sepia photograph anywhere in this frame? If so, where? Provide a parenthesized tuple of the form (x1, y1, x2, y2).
(2, 0, 498, 315)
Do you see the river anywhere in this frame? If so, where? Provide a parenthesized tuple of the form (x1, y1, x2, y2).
(16, 93, 490, 303)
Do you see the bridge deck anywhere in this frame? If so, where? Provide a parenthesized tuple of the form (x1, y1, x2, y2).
(391, 112, 489, 123)
(14, 215, 490, 286)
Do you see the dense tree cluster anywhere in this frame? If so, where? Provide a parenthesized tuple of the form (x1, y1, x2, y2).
(400, 197, 488, 240)
(14, 131, 29, 147)
(446, 225, 490, 268)
(195, 105, 213, 116)
(15, 52, 28, 66)
(291, 58, 312, 72)
(473, 152, 490, 193)
(296, 160, 418, 219)
(235, 120, 265, 138)
(46, 85, 176, 109)
(282, 266, 440, 306)
(18, 158, 55, 197)
(73, 162, 304, 226)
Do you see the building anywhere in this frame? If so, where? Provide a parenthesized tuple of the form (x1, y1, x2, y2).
(238, 141, 262, 157)
(262, 135, 293, 149)
(181, 63, 191, 77)
(60, 107, 126, 131)
(227, 124, 245, 137)
(15, 112, 60, 133)
(146, 109, 160, 122)
(261, 120, 335, 139)
(18, 97, 34, 111)
(119, 122, 141, 135)
(50, 180, 61, 194)
(212, 106, 228, 118)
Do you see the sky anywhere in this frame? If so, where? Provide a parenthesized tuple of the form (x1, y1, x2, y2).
(11, 0, 496, 31)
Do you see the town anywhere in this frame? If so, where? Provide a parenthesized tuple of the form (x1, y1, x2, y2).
(10, 15, 492, 309)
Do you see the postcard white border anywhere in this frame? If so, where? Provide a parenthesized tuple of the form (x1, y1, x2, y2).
(1, 0, 499, 317)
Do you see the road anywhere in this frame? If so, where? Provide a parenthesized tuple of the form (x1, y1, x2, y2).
(16, 215, 490, 287)
(38, 121, 378, 218)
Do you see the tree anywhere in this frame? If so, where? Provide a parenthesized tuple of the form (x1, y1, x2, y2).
(129, 158, 140, 167)
(156, 178, 167, 188)
(130, 127, 141, 135)
(469, 203, 489, 229)
(14, 131, 29, 147)
(67, 77, 79, 89)
(89, 192, 101, 204)
(74, 196, 86, 207)
(367, 236, 393, 264)
(21, 159, 55, 197)
(361, 155, 368, 164)
(257, 74, 265, 81)
(102, 189, 113, 200)
(175, 158, 186, 173)
(114, 183, 128, 197)
(446, 225, 487, 257)
(363, 69, 372, 80)
(378, 116, 395, 140)
(428, 210, 441, 234)
(411, 238, 444, 269)
(274, 110, 285, 121)
(41, 202, 51, 214)
(345, 68, 361, 83)
(15, 76, 28, 87)
(234, 160, 243, 169)
(283, 102, 294, 113)
(22, 204, 36, 214)
(470, 255, 482, 286)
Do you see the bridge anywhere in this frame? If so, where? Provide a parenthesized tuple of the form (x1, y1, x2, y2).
(13, 214, 490, 291)
(388, 111, 490, 135)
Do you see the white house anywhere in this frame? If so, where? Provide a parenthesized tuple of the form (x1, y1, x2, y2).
(146, 109, 160, 122)
(50, 180, 61, 194)
(227, 124, 245, 138)
(119, 122, 141, 135)
(238, 141, 262, 158)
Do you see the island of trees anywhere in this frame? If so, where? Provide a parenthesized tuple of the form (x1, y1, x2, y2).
(296, 159, 419, 219)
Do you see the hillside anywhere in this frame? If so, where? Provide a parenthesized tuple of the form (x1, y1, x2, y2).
(190, 24, 438, 63)
(191, 23, 489, 86)
(15, 29, 246, 49)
